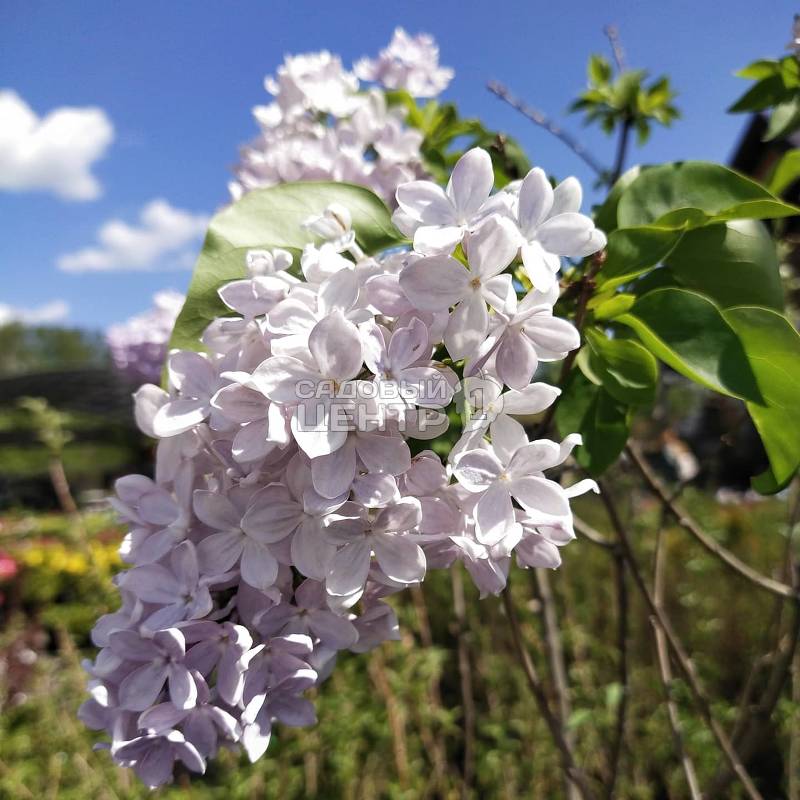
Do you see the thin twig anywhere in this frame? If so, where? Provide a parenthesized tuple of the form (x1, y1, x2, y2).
(626, 443, 797, 601)
(408, 584, 449, 795)
(532, 569, 580, 800)
(368, 649, 410, 788)
(596, 481, 765, 800)
(605, 550, 629, 799)
(487, 81, 608, 179)
(573, 517, 615, 550)
(500, 587, 598, 800)
(609, 117, 632, 186)
(603, 25, 626, 72)
(450, 567, 476, 797)
(653, 525, 703, 800)
(791, 647, 800, 800)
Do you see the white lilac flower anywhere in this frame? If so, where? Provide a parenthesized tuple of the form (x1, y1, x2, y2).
(254, 310, 365, 458)
(355, 27, 454, 98)
(451, 419, 581, 547)
(399, 213, 519, 358)
(231, 33, 446, 204)
(83, 145, 602, 788)
(512, 168, 607, 291)
(152, 351, 227, 437)
(394, 147, 498, 255)
(465, 285, 581, 390)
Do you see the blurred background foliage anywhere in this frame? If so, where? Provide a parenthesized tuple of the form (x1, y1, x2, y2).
(0, 486, 795, 799)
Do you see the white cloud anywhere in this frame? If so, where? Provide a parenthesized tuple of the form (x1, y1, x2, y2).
(0, 300, 70, 326)
(57, 199, 210, 273)
(0, 90, 114, 201)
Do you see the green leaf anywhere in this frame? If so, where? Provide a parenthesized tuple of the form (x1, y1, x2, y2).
(765, 98, 800, 141)
(631, 266, 681, 296)
(780, 55, 800, 87)
(591, 293, 636, 320)
(555, 371, 630, 476)
(665, 220, 784, 310)
(598, 226, 684, 288)
(735, 59, 782, 80)
(616, 161, 800, 230)
(724, 306, 800, 491)
(584, 328, 658, 405)
(768, 149, 800, 196)
(588, 54, 612, 85)
(728, 75, 790, 113)
(593, 165, 642, 234)
(616, 287, 762, 402)
(612, 70, 647, 108)
(169, 182, 403, 351)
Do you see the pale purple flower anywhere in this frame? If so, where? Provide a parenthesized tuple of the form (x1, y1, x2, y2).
(452, 420, 578, 547)
(110, 627, 198, 712)
(85, 144, 597, 787)
(310, 427, 411, 499)
(113, 729, 205, 788)
(152, 351, 226, 437)
(239, 459, 344, 581)
(325, 497, 425, 597)
(120, 540, 228, 631)
(210, 379, 290, 463)
(183, 621, 253, 706)
(241, 668, 317, 762)
(361, 316, 454, 419)
(138, 673, 240, 758)
(193, 487, 281, 592)
(255, 579, 358, 649)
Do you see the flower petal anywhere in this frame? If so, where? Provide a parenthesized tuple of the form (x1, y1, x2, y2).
(241, 485, 303, 543)
(240, 539, 279, 591)
(474, 482, 515, 546)
(396, 180, 454, 224)
(197, 530, 244, 574)
(465, 215, 519, 278)
(399, 255, 469, 311)
(168, 664, 197, 710)
(308, 312, 363, 383)
(193, 490, 242, 531)
(518, 167, 554, 237)
(326, 538, 372, 597)
(495, 329, 539, 390)
(447, 147, 494, 219)
(119, 662, 169, 711)
(372, 532, 426, 584)
(444, 292, 488, 361)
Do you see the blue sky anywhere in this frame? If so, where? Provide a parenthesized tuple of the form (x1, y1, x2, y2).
(0, 0, 796, 330)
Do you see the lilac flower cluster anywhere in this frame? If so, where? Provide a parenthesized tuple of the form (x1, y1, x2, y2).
(231, 28, 452, 204)
(82, 147, 605, 787)
(106, 290, 185, 385)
